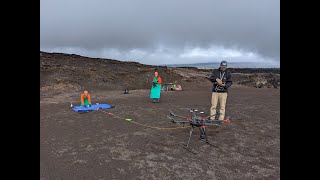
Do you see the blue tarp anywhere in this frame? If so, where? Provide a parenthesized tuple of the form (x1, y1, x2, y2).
(72, 104, 112, 112)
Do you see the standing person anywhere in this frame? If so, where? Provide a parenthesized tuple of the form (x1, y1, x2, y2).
(209, 61, 232, 120)
(80, 90, 92, 107)
(150, 71, 162, 103)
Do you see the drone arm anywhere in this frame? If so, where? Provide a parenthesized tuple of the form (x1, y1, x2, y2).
(206, 119, 231, 124)
(169, 109, 188, 119)
(175, 115, 188, 119)
(205, 112, 221, 120)
(167, 116, 189, 124)
(173, 120, 190, 123)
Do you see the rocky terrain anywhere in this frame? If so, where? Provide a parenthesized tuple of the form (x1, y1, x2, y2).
(40, 51, 280, 179)
(40, 51, 280, 94)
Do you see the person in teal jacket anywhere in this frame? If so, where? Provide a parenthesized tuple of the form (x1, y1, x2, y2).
(150, 71, 162, 103)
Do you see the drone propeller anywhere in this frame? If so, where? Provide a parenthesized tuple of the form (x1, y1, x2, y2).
(168, 109, 188, 119)
(167, 116, 181, 125)
(167, 115, 174, 120)
(169, 109, 175, 116)
(206, 119, 231, 125)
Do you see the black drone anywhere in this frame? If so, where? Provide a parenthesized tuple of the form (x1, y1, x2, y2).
(167, 109, 230, 154)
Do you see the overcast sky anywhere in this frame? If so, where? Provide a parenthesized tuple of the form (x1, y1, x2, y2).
(40, 0, 279, 66)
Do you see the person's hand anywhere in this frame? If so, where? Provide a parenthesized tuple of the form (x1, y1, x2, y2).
(216, 78, 222, 85)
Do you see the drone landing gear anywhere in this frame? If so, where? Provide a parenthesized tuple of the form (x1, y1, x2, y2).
(178, 143, 198, 155)
(178, 127, 198, 154)
(178, 126, 219, 154)
(200, 140, 219, 148)
(200, 127, 219, 148)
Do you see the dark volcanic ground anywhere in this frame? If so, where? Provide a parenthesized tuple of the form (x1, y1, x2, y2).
(40, 86, 280, 179)
(40, 52, 280, 179)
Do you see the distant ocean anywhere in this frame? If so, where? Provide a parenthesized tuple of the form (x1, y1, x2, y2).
(161, 62, 280, 69)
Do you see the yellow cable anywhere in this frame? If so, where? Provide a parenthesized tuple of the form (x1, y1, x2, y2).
(99, 110, 190, 130)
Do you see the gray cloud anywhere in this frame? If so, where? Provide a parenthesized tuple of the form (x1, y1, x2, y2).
(41, 0, 279, 66)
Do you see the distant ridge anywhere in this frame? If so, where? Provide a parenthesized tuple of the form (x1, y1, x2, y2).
(161, 62, 280, 69)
